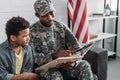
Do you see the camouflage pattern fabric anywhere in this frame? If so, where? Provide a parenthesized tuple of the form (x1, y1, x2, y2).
(30, 20, 95, 80)
(34, 0, 55, 16)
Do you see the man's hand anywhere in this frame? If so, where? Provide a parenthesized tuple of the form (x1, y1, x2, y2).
(59, 62, 75, 70)
(52, 43, 93, 70)
(52, 50, 73, 59)
(52, 50, 75, 70)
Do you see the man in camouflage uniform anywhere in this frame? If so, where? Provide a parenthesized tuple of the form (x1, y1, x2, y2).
(30, 0, 97, 80)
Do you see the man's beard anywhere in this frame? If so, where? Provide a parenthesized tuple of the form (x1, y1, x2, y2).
(41, 20, 53, 27)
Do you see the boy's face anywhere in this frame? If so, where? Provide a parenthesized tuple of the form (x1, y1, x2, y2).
(12, 28, 30, 46)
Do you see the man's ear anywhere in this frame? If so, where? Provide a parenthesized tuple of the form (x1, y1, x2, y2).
(35, 13, 40, 18)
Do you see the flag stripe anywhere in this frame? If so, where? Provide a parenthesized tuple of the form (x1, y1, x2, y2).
(72, 0, 85, 35)
(76, 3, 87, 39)
(69, 0, 74, 8)
(68, 0, 74, 20)
(79, 17, 88, 43)
(68, 8, 73, 20)
(82, 27, 88, 43)
(68, 0, 89, 45)
(72, 0, 82, 30)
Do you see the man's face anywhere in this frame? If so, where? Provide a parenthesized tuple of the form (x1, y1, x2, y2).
(13, 28, 30, 46)
(39, 12, 54, 27)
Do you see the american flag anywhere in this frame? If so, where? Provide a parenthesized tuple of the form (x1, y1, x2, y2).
(68, 0, 89, 45)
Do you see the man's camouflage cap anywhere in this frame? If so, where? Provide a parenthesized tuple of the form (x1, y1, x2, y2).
(34, 0, 55, 16)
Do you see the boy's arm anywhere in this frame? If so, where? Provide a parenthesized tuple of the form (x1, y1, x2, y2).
(11, 73, 39, 80)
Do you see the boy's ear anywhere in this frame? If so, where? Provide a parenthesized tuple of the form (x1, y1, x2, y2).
(10, 35, 16, 42)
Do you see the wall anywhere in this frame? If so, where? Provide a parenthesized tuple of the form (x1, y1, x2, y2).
(52, 0, 68, 25)
(0, 0, 68, 43)
(0, 0, 37, 43)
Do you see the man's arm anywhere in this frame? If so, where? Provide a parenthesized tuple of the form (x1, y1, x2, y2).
(63, 24, 81, 52)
